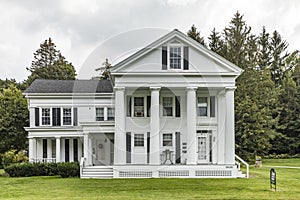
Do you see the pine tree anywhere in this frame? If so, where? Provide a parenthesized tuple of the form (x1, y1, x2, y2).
(187, 24, 206, 46)
(208, 28, 224, 55)
(25, 38, 76, 86)
(257, 26, 271, 70)
(95, 58, 112, 80)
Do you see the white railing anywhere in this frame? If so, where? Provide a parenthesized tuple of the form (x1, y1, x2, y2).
(30, 158, 57, 163)
(235, 154, 249, 178)
(80, 157, 86, 177)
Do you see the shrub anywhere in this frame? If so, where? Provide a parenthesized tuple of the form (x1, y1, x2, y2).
(4, 162, 79, 178)
(1, 149, 28, 167)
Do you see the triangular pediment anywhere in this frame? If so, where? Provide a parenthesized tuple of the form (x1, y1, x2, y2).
(111, 29, 243, 76)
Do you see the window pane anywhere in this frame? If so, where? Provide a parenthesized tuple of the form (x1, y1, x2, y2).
(170, 47, 181, 69)
(163, 97, 173, 116)
(197, 97, 208, 116)
(42, 108, 50, 125)
(63, 108, 72, 125)
(163, 133, 173, 146)
(108, 108, 115, 121)
(134, 97, 144, 117)
(96, 108, 104, 121)
(134, 134, 144, 147)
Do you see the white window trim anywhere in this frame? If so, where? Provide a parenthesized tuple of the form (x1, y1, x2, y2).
(96, 106, 115, 121)
(161, 95, 176, 117)
(197, 96, 210, 117)
(40, 108, 52, 126)
(61, 107, 73, 126)
(131, 96, 147, 118)
(162, 133, 174, 147)
(168, 45, 183, 70)
(133, 133, 145, 147)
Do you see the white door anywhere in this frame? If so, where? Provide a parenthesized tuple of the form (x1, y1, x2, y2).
(95, 139, 110, 165)
(197, 135, 211, 163)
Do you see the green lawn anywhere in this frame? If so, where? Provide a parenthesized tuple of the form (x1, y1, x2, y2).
(0, 159, 299, 200)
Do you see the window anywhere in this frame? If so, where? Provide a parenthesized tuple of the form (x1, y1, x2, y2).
(134, 97, 144, 117)
(197, 97, 208, 116)
(41, 108, 51, 125)
(134, 134, 144, 147)
(163, 97, 173, 116)
(170, 47, 181, 69)
(96, 108, 104, 121)
(163, 133, 173, 146)
(63, 108, 72, 125)
(107, 108, 115, 121)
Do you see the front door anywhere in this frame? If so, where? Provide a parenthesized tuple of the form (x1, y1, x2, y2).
(96, 139, 109, 165)
(197, 131, 212, 163)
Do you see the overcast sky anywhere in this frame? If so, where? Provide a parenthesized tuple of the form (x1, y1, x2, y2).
(1, 0, 300, 82)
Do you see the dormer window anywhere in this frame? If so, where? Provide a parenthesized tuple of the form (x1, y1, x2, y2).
(169, 47, 182, 69)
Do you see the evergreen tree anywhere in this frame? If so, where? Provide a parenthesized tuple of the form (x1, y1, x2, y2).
(95, 58, 112, 80)
(257, 26, 271, 70)
(25, 38, 76, 86)
(187, 24, 206, 46)
(208, 28, 224, 55)
(269, 31, 289, 86)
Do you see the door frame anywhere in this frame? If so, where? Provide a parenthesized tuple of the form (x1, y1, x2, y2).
(196, 130, 212, 164)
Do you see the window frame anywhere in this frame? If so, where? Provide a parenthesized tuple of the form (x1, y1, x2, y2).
(161, 96, 176, 117)
(134, 134, 145, 147)
(162, 133, 173, 147)
(62, 107, 73, 126)
(197, 97, 209, 117)
(168, 45, 183, 70)
(107, 107, 115, 121)
(132, 96, 147, 118)
(96, 107, 105, 121)
(40, 108, 51, 126)
(197, 96, 216, 118)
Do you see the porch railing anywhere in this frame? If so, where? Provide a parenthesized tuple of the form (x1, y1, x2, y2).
(30, 158, 57, 163)
(235, 154, 249, 178)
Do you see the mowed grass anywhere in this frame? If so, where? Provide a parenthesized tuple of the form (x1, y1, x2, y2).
(0, 159, 299, 200)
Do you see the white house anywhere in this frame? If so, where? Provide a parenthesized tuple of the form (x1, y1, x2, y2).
(24, 29, 249, 178)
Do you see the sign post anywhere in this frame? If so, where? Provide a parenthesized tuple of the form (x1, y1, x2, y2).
(270, 168, 276, 191)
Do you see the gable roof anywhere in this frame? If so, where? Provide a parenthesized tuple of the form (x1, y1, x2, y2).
(24, 79, 113, 94)
(111, 29, 243, 74)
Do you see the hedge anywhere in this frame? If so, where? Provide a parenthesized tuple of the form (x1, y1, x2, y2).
(4, 162, 79, 178)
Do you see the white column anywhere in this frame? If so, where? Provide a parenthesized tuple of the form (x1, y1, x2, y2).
(150, 87, 161, 165)
(70, 139, 74, 162)
(186, 87, 197, 165)
(47, 139, 52, 159)
(36, 139, 43, 159)
(55, 136, 61, 163)
(83, 133, 89, 165)
(217, 91, 226, 164)
(225, 87, 236, 165)
(114, 87, 126, 165)
(88, 137, 93, 165)
(28, 137, 34, 162)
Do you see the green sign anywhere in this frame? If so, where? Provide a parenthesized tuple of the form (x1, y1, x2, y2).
(270, 168, 276, 191)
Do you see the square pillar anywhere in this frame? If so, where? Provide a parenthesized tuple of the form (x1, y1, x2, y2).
(28, 137, 36, 162)
(114, 87, 126, 165)
(150, 87, 161, 165)
(70, 138, 74, 162)
(186, 87, 197, 164)
(78, 137, 83, 161)
(225, 87, 236, 165)
(55, 136, 61, 163)
(47, 139, 52, 160)
(217, 90, 226, 164)
(83, 133, 90, 165)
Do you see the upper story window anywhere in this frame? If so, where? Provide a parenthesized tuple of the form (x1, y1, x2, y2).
(162, 133, 173, 146)
(41, 108, 51, 125)
(169, 47, 181, 69)
(162, 97, 173, 116)
(197, 96, 216, 117)
(134, 97, 144, 117)
(96, 108, 104, 121)
(134, 134, 144, 147)
(63, 108, 72, 125)
(107, 108, 115, 121)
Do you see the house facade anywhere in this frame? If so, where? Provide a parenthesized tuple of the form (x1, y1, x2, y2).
(24, 29, 247, 178)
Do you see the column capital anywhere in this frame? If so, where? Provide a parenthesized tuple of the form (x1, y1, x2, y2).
(55, 136, 61, 139)
(186, 86, 198, 91)
(114, 86, 125, 91)
(225, 86, 236, 91)
(150, 86, 161, 91)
